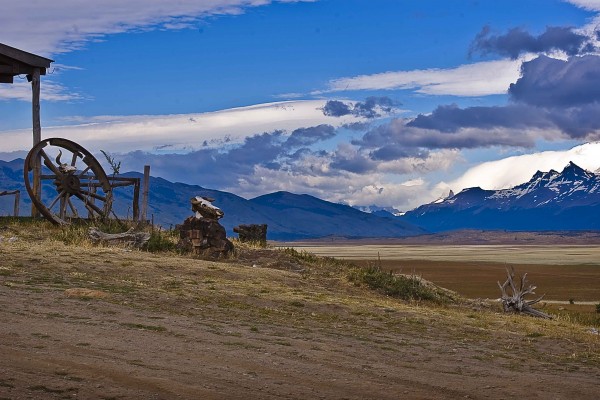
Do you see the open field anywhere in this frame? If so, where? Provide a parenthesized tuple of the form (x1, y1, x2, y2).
(1, 221, 599, 399)
(283, 244, 600, 302)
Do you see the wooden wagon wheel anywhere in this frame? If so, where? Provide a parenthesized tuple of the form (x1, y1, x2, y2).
(24, 138, 113, 225)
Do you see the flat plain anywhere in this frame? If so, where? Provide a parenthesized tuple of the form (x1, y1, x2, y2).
(284, 244, 600, 301)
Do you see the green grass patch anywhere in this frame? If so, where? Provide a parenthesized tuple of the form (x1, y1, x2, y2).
(348, 265, 455, 304)
(145, 230, 178, 252)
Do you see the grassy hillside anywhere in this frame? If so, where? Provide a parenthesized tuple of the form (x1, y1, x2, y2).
(0, 219, 599, 399)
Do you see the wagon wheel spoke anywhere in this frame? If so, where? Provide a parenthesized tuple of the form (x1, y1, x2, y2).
(78, 166, 91, 178)
(74, 192, 106, 217)
(59, 196, 68, 219)
(47, 190, 66, 211)
(39, 149, 61, 176)
(66, 197, 80, 218)
(79, 189, 107, 202)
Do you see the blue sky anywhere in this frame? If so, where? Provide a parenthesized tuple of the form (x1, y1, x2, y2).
(2, 0, 600, 210)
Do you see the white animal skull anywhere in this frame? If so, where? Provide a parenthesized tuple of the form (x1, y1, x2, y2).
(190, 196, 224, 220)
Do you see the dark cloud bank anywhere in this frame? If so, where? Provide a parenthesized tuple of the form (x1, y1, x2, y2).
(363, 25, 600, 156)
(471, 25, 596, 59)
(322, 97, 398, 119)
(121, 124, 341, 188)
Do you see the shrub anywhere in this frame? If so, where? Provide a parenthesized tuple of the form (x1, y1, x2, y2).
(596, 303, 600, 314)
(348, 265, 454, 304)
(145, 230, 178, 252)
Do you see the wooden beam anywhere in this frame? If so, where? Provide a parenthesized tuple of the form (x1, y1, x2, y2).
(31, 68, 41, 217)
(0, 64, 35, 75)
(0, 54, 46, 75)
(141, 165, 150, 222)
(132, 178, 140, 222)
(32, 68, 41, 146)
(0, 75, 13, 83)
(14, 191, 20, 217)
(0, 43, 53, 69)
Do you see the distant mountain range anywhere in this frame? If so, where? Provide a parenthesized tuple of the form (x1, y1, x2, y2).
(3, 158, 600, 238)
(0, 159, 423, 240)
(401, 161, 600, 231)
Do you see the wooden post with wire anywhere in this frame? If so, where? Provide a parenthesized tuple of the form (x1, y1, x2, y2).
(141, 165, 150, 223)
(30, 68, 41, 217)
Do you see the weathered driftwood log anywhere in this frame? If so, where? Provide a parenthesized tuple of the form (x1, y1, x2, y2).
(178, 216, 233, 258)
(498, 267, 552, 319)
(234, 224, 267, 245)
(88, 227, 151, 249)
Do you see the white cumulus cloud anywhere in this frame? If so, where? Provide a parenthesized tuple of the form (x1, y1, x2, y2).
(0, 0, 315, 56)
(321, 59, 527, 97)
(443, 141, 600, 194)
(564, 0, 600, 11)
(0, 100, 359, 154)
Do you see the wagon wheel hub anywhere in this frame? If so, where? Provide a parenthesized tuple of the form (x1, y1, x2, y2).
(55, 172, 81, 195)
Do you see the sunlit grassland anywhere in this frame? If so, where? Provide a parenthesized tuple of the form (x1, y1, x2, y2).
(285, 244, 600, 265)
(283, 244, 600, 303)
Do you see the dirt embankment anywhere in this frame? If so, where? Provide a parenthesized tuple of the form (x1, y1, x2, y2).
(1, 234, 599, 399)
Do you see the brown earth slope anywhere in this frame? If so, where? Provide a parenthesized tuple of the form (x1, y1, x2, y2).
(0, 224, 599, 399)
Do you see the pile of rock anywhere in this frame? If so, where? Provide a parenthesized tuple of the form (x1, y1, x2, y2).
(234, 224, 268, 246)
(178, 196, 233, 258)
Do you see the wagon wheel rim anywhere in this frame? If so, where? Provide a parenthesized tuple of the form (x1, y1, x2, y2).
(24, 138, 113, 225)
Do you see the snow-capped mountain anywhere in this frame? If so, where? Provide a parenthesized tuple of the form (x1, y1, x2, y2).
(401, 162, 600, 231)
(353, 205, 404, 218)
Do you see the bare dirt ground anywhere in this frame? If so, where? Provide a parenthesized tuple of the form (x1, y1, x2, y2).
(1, 228, 599, 399)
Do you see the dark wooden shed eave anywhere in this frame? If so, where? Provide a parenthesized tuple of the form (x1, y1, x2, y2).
(0, 42, 54, 83)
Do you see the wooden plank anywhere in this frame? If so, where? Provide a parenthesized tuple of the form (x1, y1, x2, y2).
(141, 165, 150, 222)
(0, 75, 13, 83)
(0, 54, 46, 75)
(14, 191, 20, 217)
(0, 42, 53, 68)
(31, 68, 41, 217)
(0, 64, 35, 75)
(132, 178, 140, 222)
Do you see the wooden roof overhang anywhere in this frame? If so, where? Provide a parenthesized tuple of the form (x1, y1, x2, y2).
(0, 42, 53, 83)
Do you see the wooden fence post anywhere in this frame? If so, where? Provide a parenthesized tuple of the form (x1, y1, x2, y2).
(31, 68, 41, 217)
(14, 191, 20, 217)
(141, 165, 150, 222)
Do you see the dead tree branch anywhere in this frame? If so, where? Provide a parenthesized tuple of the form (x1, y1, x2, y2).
(498, 267, 552, 319)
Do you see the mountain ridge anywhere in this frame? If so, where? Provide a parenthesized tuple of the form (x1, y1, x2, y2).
(401, 161, 600, 231)
(0, 159, 423, 240)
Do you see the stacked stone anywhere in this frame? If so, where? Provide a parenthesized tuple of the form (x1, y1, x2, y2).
(178, 196, 233, 258)
(234, 224, 268, 246)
